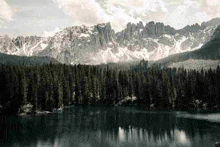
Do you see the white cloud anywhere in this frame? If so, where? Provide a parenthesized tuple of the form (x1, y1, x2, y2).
(105, 0, 167, 14)
(206, 0, 220, 6)
(106, 7, 142, 32)
(53, 0, 220, 32)
(101, 0, 168, 31)
(53, 0, 107, 25)
(0, 0, 14, 21)
(183, 0, 201, 9)
(105, 0, 220, 30)
(53, 0, 168, 32)
(163, 1, 210, 29)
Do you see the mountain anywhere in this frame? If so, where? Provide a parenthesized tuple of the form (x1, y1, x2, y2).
(157, 24, 220, 67)
(0, 18, 220, 65)
(0, 52, 60, 65)
(201, 18, 220, 28)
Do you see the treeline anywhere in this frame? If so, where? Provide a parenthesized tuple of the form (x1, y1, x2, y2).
(0, 52, 60, 65)
(0, 61, 220, 115)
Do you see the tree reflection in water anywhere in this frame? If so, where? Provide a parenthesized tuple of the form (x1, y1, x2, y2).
(3, 106, 220, 147)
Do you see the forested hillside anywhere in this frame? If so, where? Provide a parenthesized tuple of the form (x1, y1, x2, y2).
(0, 61, 220, 115)
(157, 25, 220, 67)
(0, 52, 60, 65)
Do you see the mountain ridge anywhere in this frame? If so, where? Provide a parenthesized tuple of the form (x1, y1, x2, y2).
(1, 18, 220, 65)
(157, 23, 220, 67)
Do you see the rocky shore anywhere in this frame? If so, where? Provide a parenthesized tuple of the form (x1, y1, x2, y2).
(18, 103, 64, 116)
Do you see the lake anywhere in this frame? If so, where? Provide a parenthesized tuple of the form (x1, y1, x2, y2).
(1, 106, 220, 147)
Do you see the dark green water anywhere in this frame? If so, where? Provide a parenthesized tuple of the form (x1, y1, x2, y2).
(1, 106, 220, 147)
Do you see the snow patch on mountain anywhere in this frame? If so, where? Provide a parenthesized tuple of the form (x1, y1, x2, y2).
(43, 27, 61, 37)
(79, 33, 90, 38)
(163, 34, 172, 39)
(40, 43, 48, 49)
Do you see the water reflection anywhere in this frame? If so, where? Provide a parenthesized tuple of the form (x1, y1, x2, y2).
(174, 130, 190, 144)
(1, 106, 220, 147)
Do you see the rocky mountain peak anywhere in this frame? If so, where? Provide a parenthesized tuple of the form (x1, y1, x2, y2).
(14, 36, 25, 48)
(137, 21, 144, 29)
(0, 18, 219, 65)
(96, 22, 114, 43)
(180, 23, 202, 36)
(117, 21, 177, 41)
(0, 35, 17, 53)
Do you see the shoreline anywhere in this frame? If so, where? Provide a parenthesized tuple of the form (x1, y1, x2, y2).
(15, 104, 220, 117)
(17, 105, 65, 116)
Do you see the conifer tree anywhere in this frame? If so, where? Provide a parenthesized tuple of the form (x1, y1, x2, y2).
(20, 72, 28, 105)
(57, 80, 64, 108)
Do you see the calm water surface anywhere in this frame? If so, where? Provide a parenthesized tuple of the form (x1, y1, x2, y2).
(1, 106, 220, 147)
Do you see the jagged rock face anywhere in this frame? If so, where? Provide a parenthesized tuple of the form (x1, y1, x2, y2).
(0, 35, 17, 53)
(115, 21, 217, 61)
(0, 19, 219, 65)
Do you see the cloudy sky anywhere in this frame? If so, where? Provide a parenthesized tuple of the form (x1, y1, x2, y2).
(0, 0, 220, 37)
